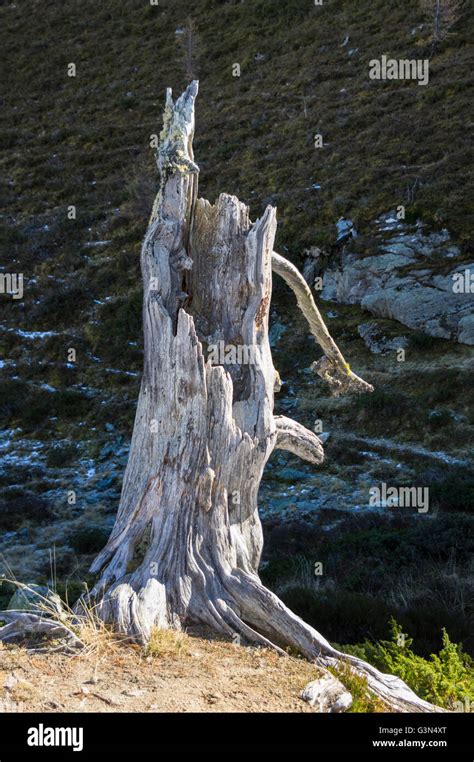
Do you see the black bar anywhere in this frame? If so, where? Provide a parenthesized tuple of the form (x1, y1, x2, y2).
(0, 712, 471, 757)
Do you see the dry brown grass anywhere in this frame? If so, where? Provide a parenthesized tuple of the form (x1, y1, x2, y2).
(0, 624, 326, 713)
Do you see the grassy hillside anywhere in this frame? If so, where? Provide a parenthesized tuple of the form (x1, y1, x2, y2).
(1, 0, 473, 425)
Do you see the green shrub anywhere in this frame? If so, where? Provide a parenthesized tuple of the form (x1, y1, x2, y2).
(329, 662, 387, 713)
(409, 331, 439, 350)
(430, 470, 474, 513)
(67, 527, 110, 554)
(0, 495, 53, 531)
(354, 388, 412, 419)
(342, 620, 474, 709)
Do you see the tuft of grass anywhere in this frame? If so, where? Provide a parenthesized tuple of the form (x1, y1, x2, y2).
(0, 578, 129, 657)
(67, 527, 111, 554)
(9, 679, 36, 704)
(145, 627, 189, 659)
(329, 661, 387, 713)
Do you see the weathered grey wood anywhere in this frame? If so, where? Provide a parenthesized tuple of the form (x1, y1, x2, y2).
(88, 82, 280, 640)
(0, 612, 84, 648)
(275, 415, 324, 463)
(0, 81, 442, 713)
(271, 251, 374, 396)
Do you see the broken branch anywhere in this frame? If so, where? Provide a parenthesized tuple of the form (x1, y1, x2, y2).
(271, 251, 374, 396)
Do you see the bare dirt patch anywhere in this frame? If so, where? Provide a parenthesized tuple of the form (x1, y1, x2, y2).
(0, 629, 319, 713)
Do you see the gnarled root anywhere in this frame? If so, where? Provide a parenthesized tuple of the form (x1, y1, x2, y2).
(79, 564, 444, 714)
(0, 610, 84, 650)
(200, 570, 445, 713)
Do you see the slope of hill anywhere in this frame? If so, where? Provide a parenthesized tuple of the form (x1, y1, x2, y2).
(0, 630, 333, 714)
(1, 0, 473, 430)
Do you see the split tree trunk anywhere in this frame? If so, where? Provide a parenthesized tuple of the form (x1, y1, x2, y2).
(87, 82, 441, 712)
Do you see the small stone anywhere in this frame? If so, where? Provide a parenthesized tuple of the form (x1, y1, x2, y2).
(4, 675, 18, 690)
(336, 217, 357, 244)
(301, 672, 353, 713)
(205, 692, 221, 704)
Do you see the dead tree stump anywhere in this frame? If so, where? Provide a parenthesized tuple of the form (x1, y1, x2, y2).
(85, 82, 441, 712)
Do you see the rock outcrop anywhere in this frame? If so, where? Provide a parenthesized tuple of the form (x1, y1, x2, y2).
(319, 213, 474, 345)
(358, 321, 409, 355)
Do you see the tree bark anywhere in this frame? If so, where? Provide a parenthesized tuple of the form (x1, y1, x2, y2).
(84, 82, 442, 712)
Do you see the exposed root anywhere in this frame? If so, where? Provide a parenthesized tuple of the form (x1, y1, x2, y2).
(0, 570, 446, 712)
(0, 611, 85, 649)
(75, 565, 446, 713)
(218, 570, 446, 713)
